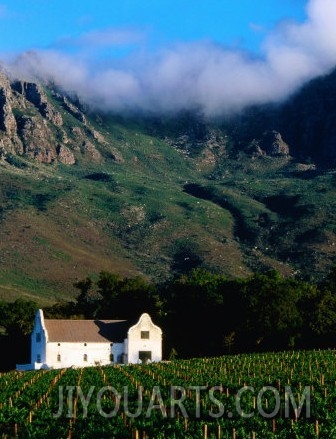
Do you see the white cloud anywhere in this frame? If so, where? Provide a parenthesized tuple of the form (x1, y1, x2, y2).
(5, 0, 336, 117)
(55, 27, 145, 49)
(249, 22, 266, 33)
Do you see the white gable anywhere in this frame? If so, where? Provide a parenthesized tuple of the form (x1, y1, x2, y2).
(126, 313, 162, 364)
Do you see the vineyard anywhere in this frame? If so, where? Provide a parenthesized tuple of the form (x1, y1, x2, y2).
(1, 350, 336, 438)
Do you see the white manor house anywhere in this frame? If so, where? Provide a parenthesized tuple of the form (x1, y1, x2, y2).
(17, 310, 162, 370)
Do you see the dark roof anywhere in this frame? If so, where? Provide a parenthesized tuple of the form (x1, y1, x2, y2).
(44, 319, 129, 343)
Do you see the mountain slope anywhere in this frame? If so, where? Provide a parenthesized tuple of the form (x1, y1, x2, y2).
(1, 69, 336, 303)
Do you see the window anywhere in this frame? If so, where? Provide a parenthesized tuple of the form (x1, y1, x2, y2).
(110, 353, 114, 363)
(83, 354, 88, 362)
(36, 354, 41, 363)
(57, 354, 61, 362)
(36, 332, 41, 342)
(141, 331, 150, 339)
(138, 351, 152, 364)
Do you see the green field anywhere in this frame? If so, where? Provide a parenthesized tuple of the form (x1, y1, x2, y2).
(1, 349, 335, 438)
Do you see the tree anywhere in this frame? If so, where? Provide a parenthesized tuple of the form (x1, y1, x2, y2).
(169, 347, 178, 360)
(117, 276, 157, 319)
(310, 289, 336, 337)
(74, 277, 92, 303)
(163, 268, 228, 357)
(0, 299, 38, 370)
(97, 271, 122, 301)
(74, 276, 94, 317)
(0, 299, 38, 337)
(241, 270, 306, 349)
(224, 332, 236, 354)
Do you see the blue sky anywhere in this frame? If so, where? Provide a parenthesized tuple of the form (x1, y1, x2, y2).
(0, 0, 307, 55)
(1, 0, 336, 116)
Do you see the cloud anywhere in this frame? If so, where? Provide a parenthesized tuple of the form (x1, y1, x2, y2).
(5, 0, 336, 117)
(249, 22, 266, 34)
(55, 27, 146, 50)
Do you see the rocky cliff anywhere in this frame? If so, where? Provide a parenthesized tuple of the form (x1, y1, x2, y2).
(0, 70, 107, 165)
(2, 66, 336, 167)
(220, 67, 336, 166)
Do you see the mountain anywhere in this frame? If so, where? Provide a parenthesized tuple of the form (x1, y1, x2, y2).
(1, 67, 336, 304)
(222, 66, 336, 165)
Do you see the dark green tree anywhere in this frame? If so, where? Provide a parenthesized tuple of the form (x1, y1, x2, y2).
(0, 299, 38, 370)
(241, 270, 307, 350)
(74, 276, 94, 318)
(0, 299, 38, 337)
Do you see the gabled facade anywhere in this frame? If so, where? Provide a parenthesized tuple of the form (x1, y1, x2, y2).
(17, 310, 162, 370)
(126, 312, 162, 364)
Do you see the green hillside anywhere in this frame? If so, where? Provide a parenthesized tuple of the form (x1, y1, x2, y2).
(1, 78, 336, 304)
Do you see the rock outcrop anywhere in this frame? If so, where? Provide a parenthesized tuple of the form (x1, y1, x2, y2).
(17, 115, 57, 163)
(13, 81, 63, 126)
(61, 96, 86, 124)
(0, 72, 23, 155)
(261, 131, 290, 157)
(224, 67, 336, 165)
(57, 145, 76, 165)
(0, 70, 110, 165)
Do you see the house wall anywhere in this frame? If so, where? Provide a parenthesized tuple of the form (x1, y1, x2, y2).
(28, 340, 126, 370)
(127, 313, 162, 364)
(31, 309, 47, 367)
(46, 341, 113, 368)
